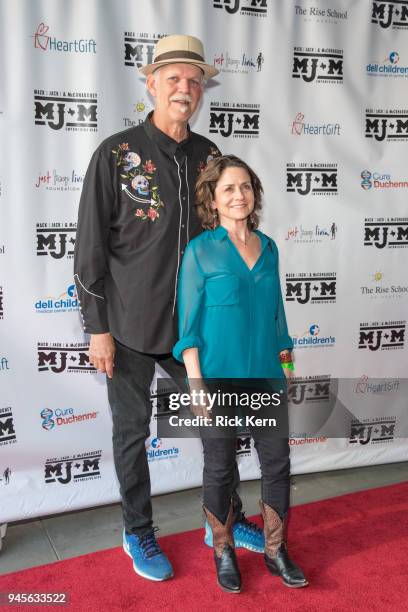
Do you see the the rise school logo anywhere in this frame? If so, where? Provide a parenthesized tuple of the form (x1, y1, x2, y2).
(360, 271, 408, 299)
(213, 0, 267, 17)
(294, 4, 348, 22)
(44, 450, 102, 485)
(364, 218, 408, 249)
(365, 108, 408, 141)
(37, 342, 97, 374)
(35, 284, 79, 314)
(371, 1, 408, 30)
(209, 102, 260, 138)
(36, 223, 76, 259)
(292, 47, 343, 83)
(123, 99, 152, 128)
(292, 324, 336, 349)
(34, 89, 97, 132)
(124, 33, 166, 68)
(0, 407, 17, 446)
(286, 163, 338, 196)
(286, 273, 337, 305)
(358, 321, 405, 351)
(33, 23, 97, 53)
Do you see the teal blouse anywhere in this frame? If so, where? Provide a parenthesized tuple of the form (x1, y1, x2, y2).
(173, 226, 293, 379)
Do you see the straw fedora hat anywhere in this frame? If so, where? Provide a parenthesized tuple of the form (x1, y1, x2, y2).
(139, 34, 219, 79)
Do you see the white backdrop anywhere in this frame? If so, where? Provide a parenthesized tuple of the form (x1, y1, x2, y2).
(1, 0, 408, 522)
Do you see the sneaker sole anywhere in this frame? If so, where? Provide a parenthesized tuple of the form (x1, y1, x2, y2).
(123, 542, 174, 582)
(204, 536, 264, 554)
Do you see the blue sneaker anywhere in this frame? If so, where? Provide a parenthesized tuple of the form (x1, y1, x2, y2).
(204, 515, 265, 553)
(123, 528, 173, 581)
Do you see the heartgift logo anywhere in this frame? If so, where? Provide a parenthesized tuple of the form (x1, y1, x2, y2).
(291, 112, 341, 136)
(34, 23, 50, 50)
(33, 23, 96, 53)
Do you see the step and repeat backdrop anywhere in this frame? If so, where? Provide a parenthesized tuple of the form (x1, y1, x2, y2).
(1, 0, 408, 522)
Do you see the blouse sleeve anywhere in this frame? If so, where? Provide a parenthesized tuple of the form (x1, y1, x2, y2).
(172, 241, 205, 363)
(272, 240, 294, 352)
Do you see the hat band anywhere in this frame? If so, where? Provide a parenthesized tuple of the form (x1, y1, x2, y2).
(154, 50, 205, 63)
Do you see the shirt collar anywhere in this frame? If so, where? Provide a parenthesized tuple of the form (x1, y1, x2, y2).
(143, 111, 192, 158)
(213, 226, 270, 251)
(212, 225, 228, 240)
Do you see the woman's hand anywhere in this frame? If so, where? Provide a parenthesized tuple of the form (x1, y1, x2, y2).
(182, 347, 212, 420)
(188, 378, 213, 420)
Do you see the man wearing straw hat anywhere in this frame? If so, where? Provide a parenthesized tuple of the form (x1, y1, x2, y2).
(74, 34, 264, 582)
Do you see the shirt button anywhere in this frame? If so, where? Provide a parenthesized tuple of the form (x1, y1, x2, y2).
(182, 196, 186, 200)
(181, 224, 185, 229)
(181, 250, 184, 255)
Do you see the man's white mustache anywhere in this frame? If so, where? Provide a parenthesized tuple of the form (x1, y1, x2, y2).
(170, 95, 193, 103)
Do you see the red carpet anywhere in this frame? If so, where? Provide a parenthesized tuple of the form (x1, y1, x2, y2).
(1, 482, 407, 612)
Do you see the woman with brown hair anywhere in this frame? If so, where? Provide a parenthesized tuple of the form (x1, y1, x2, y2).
(173, 155, 307, 593)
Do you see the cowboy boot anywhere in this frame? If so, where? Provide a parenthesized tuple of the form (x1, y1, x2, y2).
(259, 500, 308, 588)
(203, 505, 241, 593)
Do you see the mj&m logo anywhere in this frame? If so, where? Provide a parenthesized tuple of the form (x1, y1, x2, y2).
(371, 1, 408, 29)
(37, 342, 97, 374)
(124, 33, 166, 68)
(210, 102, 260, 138)
(292, 47, 343, 83)
(358, 321, 405, 351)
(36, 223, 76, 259)
(44, 451, 102, 484)
(213, 0, 267, 17)
(34, 90, 98, 132)
(286, 273, 337, 305)
(286, 163, 338, 195)
(364, 218, 408, 248)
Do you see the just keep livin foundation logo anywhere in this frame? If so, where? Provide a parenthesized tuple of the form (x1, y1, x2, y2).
(33, 23, 96, 53)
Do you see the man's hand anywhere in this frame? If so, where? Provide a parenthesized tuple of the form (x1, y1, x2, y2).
(89, 333, 115, 378)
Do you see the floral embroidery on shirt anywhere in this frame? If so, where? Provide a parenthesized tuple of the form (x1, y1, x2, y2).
(112, 143, 163, 222)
